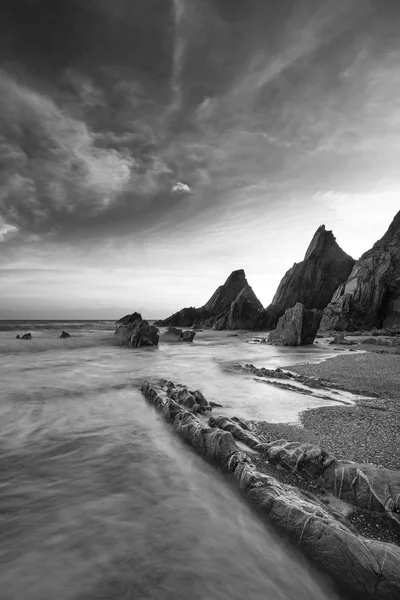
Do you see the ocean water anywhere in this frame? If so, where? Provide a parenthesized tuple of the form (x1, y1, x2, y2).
(0, 320, 344, 600)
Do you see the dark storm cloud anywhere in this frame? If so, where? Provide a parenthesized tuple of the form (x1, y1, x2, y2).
(0, 0, 398, 244)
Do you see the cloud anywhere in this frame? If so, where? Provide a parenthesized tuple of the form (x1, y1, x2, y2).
(172, 181, 191, 194)
(0, 70, 136, 232)
(0, 220, 18, 242)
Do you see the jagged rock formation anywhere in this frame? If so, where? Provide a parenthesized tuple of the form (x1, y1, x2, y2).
(268, 303, 322, 345)
(160, 326, 196, 342)
(256, 439, 400, 530)
(262, 226, 354, 330)
(141, 380, 400, 600)
(321, 210, 400, 331)
(60, 331, 71, 339)
(16, 333, 32, 340)
(115, 312, 159, 348)
(155, 270, 264, 330)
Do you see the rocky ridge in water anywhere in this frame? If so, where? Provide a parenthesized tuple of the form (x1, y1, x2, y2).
(155, 269, 265, 330)
(141, 379, 400, 600)
(321, 210, 400, 331)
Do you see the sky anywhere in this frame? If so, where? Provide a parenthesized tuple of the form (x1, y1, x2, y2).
(0, 0, 399, 319)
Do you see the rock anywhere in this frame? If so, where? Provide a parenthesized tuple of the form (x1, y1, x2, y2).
(115, 313, 159, 348)
(60, 331, 71, 339)
(262, 440, 400, 530)
(115, 312, 142, 327)
(209, 415, 261, 449)
(328, 332, 356, 345)
(155, 270, 265, 331)
(141, 381, 400, 600)
(261, 226, 354, 329)
(181, 330, 196, 342)
(17, 333, 32, 340)
(268, 303, 322, 346)
(321, 210, 400, 331)
(161, 327, 196, 342)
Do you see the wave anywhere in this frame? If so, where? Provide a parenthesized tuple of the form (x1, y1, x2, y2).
(0, 320, 116, 332)
(0, 334, 119, 354)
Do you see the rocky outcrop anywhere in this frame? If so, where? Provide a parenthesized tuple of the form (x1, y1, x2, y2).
(155, 270, 264, 330)
(16, 333, 32, 340)
(257, 440, 400, 530)
(60, 331, 71, 339)
(141, 380, 400, 600)
(160, 327, 196, 342)
(268, 303, 322, 345)
(262, 226, 354, 330)
(321, 210, 400, 331)
(115, 312, 159, 348)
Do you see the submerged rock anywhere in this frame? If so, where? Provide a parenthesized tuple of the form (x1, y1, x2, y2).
(115, 312, 159, 348)
(60, 331, 71, 339)
(155, 270, 264, 331)
(321, 210, 400, 331)
(261, 225, 354, 329)
(268, 303, 322, 346)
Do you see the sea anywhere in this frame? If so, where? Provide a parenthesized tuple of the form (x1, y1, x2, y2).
(0, 320, 345, 600)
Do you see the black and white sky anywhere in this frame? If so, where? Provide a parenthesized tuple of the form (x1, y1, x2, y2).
(0, 0, 399, 318)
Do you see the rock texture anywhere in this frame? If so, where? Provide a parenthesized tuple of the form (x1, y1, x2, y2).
(321, 210, 400, 331)
(257, 440, 400, 530)
(268, 303, 322, 346)
(155, 270, 264, 330)
(115, 313, 159, 348)
(262, 226, 354, 330)
(141, 380, 400, 600)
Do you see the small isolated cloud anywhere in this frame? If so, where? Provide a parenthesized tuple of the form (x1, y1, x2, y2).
(0, 220, 18, 242)
(172, 181, 191, 194)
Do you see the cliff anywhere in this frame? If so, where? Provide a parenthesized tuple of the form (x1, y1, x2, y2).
(321, 210, 400, 331)
(155, 269, 264, 330)
(262, 225, 355, 329)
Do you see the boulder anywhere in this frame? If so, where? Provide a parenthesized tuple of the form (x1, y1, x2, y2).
(181, 329, 196, 342)
(17, 333, 32, 340)
(155, 270, 265, 331)
(268, 303, 322, 346)
(262, 226, 354, 329)
(115, 313, 159, 348)
(161, 327, 196, 342)
(329, 332, 356, 345)
(60, 331, 71, 339)
(321, 210, 400, 331)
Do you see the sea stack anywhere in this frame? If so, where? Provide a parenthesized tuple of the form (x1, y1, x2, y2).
(155, 269, 264, 330)
(262, 225, 355, 330)
(321, 210, 400, 331)
(268, 303, 322, 346)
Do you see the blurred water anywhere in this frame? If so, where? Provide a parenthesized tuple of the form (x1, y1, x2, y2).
(0, 322, 344, 600)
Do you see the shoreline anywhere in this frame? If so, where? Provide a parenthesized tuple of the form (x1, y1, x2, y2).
(251, 348, 400, 546)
